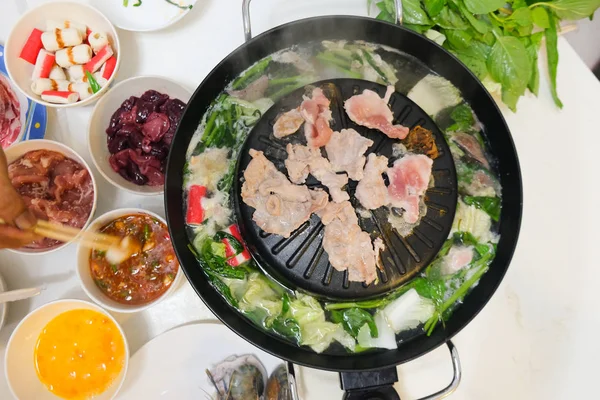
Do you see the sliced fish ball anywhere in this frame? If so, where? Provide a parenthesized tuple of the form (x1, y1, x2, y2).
(56, 45, 92, 68)
(41, 28, 82, 52)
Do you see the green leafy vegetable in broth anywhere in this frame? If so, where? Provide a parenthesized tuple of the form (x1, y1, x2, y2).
(330, 308, 378, 338)
(371, 0, 600, 110)
(463, 196, 501, 221)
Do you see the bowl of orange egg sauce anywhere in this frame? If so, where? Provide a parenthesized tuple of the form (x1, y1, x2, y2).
(5, 299, 128, 400)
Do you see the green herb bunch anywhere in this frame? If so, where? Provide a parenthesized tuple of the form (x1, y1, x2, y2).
(371, 0, 600, 110)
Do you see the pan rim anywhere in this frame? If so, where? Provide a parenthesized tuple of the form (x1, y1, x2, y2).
(165, 15, 523, 372)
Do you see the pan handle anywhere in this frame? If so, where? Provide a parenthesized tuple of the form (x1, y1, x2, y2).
(242, 0, 403, 42)
(339, 341, 461, 400)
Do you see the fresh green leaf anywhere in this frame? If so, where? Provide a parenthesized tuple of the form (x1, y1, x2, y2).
(526, 32, 544, 95)
(213, 231, 244, 255)
(444, 29, 473, 49)
(509, 7, 533, 25)
(457, 2, 491, 33)
(534, 0, 600, 20)
(463, 196, 501, 221)
(531, 6, 551, 27)
(330, 308, 378, 338)
(133, 0, 142, 6)
(424, 0, 446, 17)
(200, 240, 248, 279)
(404, 23, 436, 33)
(403, 0, 433, 24)
(545, 13, 564, 108)
(432, 7, 470, 28)
(487, 35, 531, 108)
(464, 0, 507, 14)
(123, 0, 129, 6)
(376, 9, 396, 22)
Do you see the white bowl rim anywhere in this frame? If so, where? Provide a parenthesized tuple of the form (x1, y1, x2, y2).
(5, 139, 98, 256)
(87, 75, 192, 196)
(4, 1, 122, 109)
(76, 207, 183, 313)
(4, 298, 130, 400)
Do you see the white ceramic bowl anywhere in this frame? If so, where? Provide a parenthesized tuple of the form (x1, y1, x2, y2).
(76, 208, 183, 313)
(5, 139, 98, 255)
(5, 299, 129, 400)
(88, 76, 191, 196)
(4, 1, 121, 108)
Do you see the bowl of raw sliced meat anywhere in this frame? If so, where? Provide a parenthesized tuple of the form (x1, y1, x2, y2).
(5, 140, 98, 254)
(4, 1, 120, 108)
(88, 76, 190, 195)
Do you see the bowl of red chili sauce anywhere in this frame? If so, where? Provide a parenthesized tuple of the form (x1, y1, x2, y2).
(76, 208, 182, 312)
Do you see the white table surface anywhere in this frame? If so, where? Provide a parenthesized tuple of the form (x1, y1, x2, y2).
(2, 0, 600, 399)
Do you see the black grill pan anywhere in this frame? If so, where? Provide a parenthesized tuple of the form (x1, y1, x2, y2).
(233, 79, 458, 300)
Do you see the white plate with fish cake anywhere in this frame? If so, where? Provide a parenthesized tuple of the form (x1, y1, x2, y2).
(118, 323, 284, 399)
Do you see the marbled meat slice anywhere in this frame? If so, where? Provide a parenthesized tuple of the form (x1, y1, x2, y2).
(285, 143, 349, 203)
(344, 86, 409, 139)
(325, 129, 373, 181)
(0, 74, 22, 149)
(301, 88, 333, 147)
(387, 154, 433, 224)
(356, 153, 389, 210)
(273, 108, 304, 139)
(242, 149, 328, 238)
(318, 201, 378, 284)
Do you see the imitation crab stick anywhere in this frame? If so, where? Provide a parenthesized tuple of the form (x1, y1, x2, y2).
(85, 44, 113, 73)
(101, 56, 117, 80)
(186, 185, 207, 225)
(40, 90, 79, 104)
(19, 28, 44, 64)
(221, 224, 251, 267)
(31, 50, 55, 79)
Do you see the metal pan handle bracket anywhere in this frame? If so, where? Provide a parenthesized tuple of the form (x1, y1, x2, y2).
(242, 0, 403, 42)
(416, 340, 462, 400)
(339, 341, 461, 400)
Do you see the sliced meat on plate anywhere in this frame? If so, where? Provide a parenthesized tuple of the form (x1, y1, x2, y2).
(0, 74, 22, 149)
(318, 201, 378, 284)
(301, 88, 334, 147)
(285, 144, 349, 203)
(325, 128, 373, 181)
(344, 85, 409, 139)
(387, 154, 433, 224)
(242, 149, 328, 238)
(449, 132, 490, 169)
(356, 153, 389, 210)
(273, 108, 304, 139)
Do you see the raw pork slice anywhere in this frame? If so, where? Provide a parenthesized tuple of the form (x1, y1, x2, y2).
(273, 108, 304, 138)
(0, 74, 22, 149)
(319, 201, 378, 284)
(325, 129, 373, 181)
(356, 153, 389, 210)
(285, 144, 349, 203)
(449, 132, 490, 169)
(344, 86, 409, 139)
(301, 88, 333, 147)
(387, 154, 433, 224)
(242, 149, 328, 238)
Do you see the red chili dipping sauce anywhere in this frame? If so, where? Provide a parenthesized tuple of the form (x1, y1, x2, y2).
(89, 214, 179, 305)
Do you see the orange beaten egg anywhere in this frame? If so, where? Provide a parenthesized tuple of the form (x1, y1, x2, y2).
(34, 309, 126, 399)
